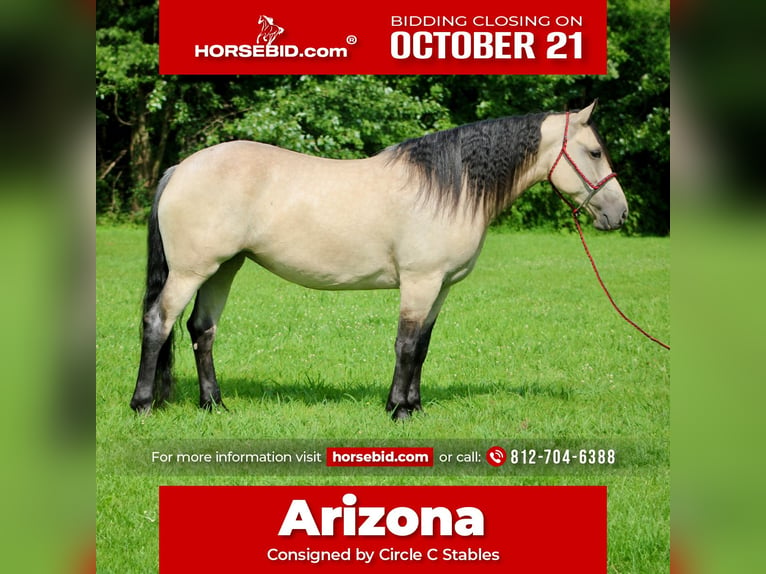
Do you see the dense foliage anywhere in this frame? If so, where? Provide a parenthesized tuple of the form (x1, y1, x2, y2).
(97, 0, 669, 235)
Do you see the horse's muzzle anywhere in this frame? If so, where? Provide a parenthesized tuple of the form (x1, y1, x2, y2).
(593, 207, 628, 231)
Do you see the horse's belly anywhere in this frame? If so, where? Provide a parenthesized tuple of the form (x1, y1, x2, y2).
(247, 237, 399, 290)
(241, 158, 404, 289)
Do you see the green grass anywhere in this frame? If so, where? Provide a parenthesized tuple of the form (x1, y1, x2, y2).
(97, 225, 669, 572)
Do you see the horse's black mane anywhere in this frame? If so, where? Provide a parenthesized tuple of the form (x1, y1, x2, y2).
(388, 112, 548, 220)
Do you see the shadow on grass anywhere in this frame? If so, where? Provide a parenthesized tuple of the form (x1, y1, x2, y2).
(167, 374, 575, 409)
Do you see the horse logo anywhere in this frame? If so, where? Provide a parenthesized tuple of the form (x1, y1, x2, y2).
(257, 15, 285, 46)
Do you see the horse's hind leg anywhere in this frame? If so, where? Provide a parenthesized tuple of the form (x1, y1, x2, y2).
(386, 277, 450, 420)
(187, 254, 245, 409)
(131, 271, 206, 412)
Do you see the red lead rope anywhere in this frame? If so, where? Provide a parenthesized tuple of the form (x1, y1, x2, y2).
(549, 112, 670, 351)
(569, 213, 670, 350)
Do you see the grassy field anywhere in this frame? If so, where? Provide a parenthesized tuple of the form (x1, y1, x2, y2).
(97, 225, 669, 572)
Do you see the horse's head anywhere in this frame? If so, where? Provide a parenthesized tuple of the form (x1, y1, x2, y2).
(545, 101, 628, 231)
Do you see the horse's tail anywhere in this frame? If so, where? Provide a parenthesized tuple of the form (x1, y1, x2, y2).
(142, 166, 177, 400)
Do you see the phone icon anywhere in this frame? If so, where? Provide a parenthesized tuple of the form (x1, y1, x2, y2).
(486, 446, 506, 467)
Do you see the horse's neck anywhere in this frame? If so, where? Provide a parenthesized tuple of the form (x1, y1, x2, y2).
(505, 116, 566, 207)
(497, 159, 550, 214)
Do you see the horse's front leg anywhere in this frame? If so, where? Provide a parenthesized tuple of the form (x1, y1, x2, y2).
(386, 278, 450, 420)
(406, 321, 435, 411)
(387, 318, 425, 419)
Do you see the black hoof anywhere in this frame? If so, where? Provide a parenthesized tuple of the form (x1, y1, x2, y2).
(200, 398, 228, 412)
(130, 397, 152, 414)
(389, 405, 412, 421)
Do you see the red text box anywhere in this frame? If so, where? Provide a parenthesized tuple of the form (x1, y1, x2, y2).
(160, 0, 607, 75)
(159, 485, 606, 573)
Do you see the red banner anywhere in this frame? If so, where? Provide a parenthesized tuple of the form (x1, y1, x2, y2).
(159, 486, 606, 573)
(159, 0, 607, 75)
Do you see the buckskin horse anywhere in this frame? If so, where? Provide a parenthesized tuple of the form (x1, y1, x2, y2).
(130, 101, 627, 419)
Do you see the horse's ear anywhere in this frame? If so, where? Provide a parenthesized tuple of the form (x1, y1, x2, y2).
(575, 99, 598, 125)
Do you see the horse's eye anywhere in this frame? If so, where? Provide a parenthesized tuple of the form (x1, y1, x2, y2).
(589, 149, 602, 159)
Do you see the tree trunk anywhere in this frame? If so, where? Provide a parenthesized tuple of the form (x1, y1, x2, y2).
(129, 118, 153, 214)
(129, 85, 175, 217)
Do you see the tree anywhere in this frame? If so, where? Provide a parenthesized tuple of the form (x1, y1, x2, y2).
(97, 1, 164, 217)
(195, 75, 452, 158)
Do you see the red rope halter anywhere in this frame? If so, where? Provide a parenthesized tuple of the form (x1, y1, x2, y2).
(548, 111, 670, 351)
(548, 111, 618, 215)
